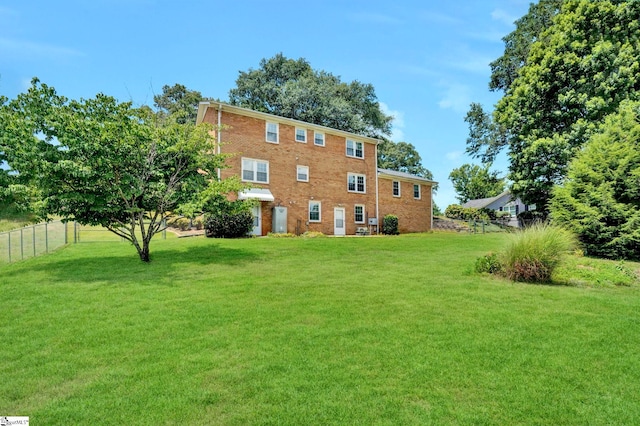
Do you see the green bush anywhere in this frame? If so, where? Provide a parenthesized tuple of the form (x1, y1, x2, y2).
(204, 210, 253, 238)
(475, 252, 503, 274)
(502, 223, 577, 283)
(175, 217, 191, 231)
(203, 196, 254, 238)
(382, 214, 399, 235)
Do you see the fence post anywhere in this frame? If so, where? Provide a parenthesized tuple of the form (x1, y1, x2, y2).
(64, 221, 68, 245)
(74, 221, 77, 244)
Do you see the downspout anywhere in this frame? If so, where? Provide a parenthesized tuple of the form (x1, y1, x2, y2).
(375, 141, 380, 235)
(217, 103, 222, 180)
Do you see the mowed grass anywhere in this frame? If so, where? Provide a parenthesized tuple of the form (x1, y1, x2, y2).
(1, 233, 640, 425)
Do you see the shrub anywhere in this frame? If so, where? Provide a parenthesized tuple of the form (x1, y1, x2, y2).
(382, 214, 399, 235)
(502, 223, 577, 282)
(193, 217, 204, 230)
(205, 210, 253, 238)
(445, 204, 464, 220)
(204, 196, 254, 238)
(302, 231, 326, 238)
(175, 217, 191, 231)
(475, 252, 503, 274)
(267, 232, 297, 238)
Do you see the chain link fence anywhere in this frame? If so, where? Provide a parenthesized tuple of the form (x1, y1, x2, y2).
(0, 220, 166, 264)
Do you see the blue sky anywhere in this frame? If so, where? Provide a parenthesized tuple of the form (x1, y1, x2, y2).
(0, 0, 531, 209)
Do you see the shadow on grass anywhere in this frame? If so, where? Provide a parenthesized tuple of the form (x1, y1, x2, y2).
(1, 242, 261, 285)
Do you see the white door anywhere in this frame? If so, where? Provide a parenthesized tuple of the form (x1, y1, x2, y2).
(334, 207, 346, 236)
(251, 205, 262, 236)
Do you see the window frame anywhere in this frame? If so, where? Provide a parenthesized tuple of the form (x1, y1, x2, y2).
(413, 184, 421, 199)
(347, 173, 366, 194)
(346, 139, 364, 159)
(266, 122, 279, 143)
(392, 180, 401, 197)
(241, 157, 269, 184)
(297, 165, 309, 182)
(295, 127, 307, 143)
(309, 201, 321, 222)
(314, 131, 325, 147)
(354, 204, 365, 224)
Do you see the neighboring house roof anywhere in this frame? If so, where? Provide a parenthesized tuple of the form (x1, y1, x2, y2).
(377, 168, 437, 185)
(462, 191, 511, 209)
(196, 101, 381, 146)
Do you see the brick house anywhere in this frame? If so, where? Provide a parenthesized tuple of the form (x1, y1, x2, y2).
(196, 102, 436, 236)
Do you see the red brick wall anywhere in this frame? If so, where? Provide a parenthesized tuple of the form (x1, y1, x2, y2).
(203, 107, 378, 235)
(378, 177, 432, 233)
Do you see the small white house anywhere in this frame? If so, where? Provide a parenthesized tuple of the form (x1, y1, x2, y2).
(462, 191, 535, 227)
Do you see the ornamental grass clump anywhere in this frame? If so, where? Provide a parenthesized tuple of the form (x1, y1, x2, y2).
(502, 223, 577, 283)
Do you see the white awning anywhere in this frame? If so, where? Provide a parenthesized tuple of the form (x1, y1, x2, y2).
(238, 188, 274, 202)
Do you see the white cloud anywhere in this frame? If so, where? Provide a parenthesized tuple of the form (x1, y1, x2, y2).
(491, 8, 517, 26)
(379, 102, 405, 142)
(446, 151, 463, 161)
(437, 83, 472, 114)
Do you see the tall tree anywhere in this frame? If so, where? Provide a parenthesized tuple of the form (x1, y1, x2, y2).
(377, 139, 434, 180)
(153, 83, 208, 124)
(229, 53, 393, 138)
(0, 79, 235, 262)
(449, 164, 505, 204)
(466, 0, 640, 211)
(551, 100, 640, 259)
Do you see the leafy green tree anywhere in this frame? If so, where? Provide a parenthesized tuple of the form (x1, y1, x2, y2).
(0, 79, 235, 262)
(449, 164, 505, 204)
(551, 101, 640, 260)
(467, 0, 640, 211)
(377, 139, 434, 179)
(229, 53, 392, 138)
(153, 83, 208, 124)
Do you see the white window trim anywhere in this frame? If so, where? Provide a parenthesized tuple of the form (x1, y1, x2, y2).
(241, 157, 269, 184)
(393, 181, 401, 197)
(297, 165, 309, 182)
(266, 122, 279, 144)
(413, 184, 421, 200)
(347, 173, 367, 194)
(354, 204, 365, 224)
(346, 139, 364, 159)
(309, 201, 321, 222)
(295, 127, 307, 143)
(314, 131, 325, 147)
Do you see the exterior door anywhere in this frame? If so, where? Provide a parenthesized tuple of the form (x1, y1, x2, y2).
(251, 205, 262, 236)
(334, 207, 346, 236)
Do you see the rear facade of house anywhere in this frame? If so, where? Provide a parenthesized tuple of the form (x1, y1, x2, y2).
(196, 102, 435, 236)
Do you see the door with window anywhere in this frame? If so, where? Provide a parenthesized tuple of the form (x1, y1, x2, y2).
(251, 205, 262, 236)
(334, 207, 346, 236)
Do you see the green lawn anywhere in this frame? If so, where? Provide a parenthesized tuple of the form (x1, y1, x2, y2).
(1, 233, 639, 424)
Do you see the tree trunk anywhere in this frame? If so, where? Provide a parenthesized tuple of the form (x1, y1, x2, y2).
(138, 242, 150, 262)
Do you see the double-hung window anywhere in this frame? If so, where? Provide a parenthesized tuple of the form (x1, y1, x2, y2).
(347, 173, 366, 193)
(346, 139, 364, 158)
(309, 201, 321, 222)
(242, 158, 269, 183)
(295, 128, 307, 143)
(314, 131, 325, 146)
(413, 184, 421, 199)
(297, 165, 309, 182)
(392, 181, 401, 197)
(354, 205, 365, 223)
(266, 122, 279, 143)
